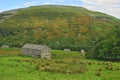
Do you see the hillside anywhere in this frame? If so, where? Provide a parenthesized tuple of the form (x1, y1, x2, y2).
(0, 5, 120, 50)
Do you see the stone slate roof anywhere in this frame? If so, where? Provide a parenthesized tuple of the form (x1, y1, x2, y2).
(22, 44, 50, 50)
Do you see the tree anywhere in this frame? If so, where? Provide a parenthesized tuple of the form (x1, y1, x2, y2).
(86, 26, 120, 60)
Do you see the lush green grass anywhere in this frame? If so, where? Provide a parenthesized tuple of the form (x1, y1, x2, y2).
(0, 48, 120, 80)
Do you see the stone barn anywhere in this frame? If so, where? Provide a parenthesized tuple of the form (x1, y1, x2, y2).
(80, 49, 86, 57)
(22, 44, 51, 59)
(2, 45, 9, 48)
(64, 49, 71, 52)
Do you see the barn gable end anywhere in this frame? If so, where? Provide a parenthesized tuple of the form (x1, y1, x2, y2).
(22, 44, 51, 59)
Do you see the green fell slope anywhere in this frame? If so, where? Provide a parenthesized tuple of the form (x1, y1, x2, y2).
(0, 5, 120, 50)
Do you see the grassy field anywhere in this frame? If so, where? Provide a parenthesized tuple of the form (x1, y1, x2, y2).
(0, 48, 120, 80)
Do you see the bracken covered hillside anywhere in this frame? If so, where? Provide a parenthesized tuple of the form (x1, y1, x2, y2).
(0, 5, 120, 50)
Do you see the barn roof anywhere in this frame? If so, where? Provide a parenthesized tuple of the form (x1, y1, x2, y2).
(22, 43, 50, 50)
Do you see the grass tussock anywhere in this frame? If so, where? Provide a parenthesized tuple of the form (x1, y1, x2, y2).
(95, 71, 102, 76)
(34, 59, 87, 74)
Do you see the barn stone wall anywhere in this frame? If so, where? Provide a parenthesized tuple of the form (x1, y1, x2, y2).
(22, 44, 51, 59)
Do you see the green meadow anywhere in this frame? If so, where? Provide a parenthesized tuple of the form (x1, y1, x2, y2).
(0, 48, 120, 80)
